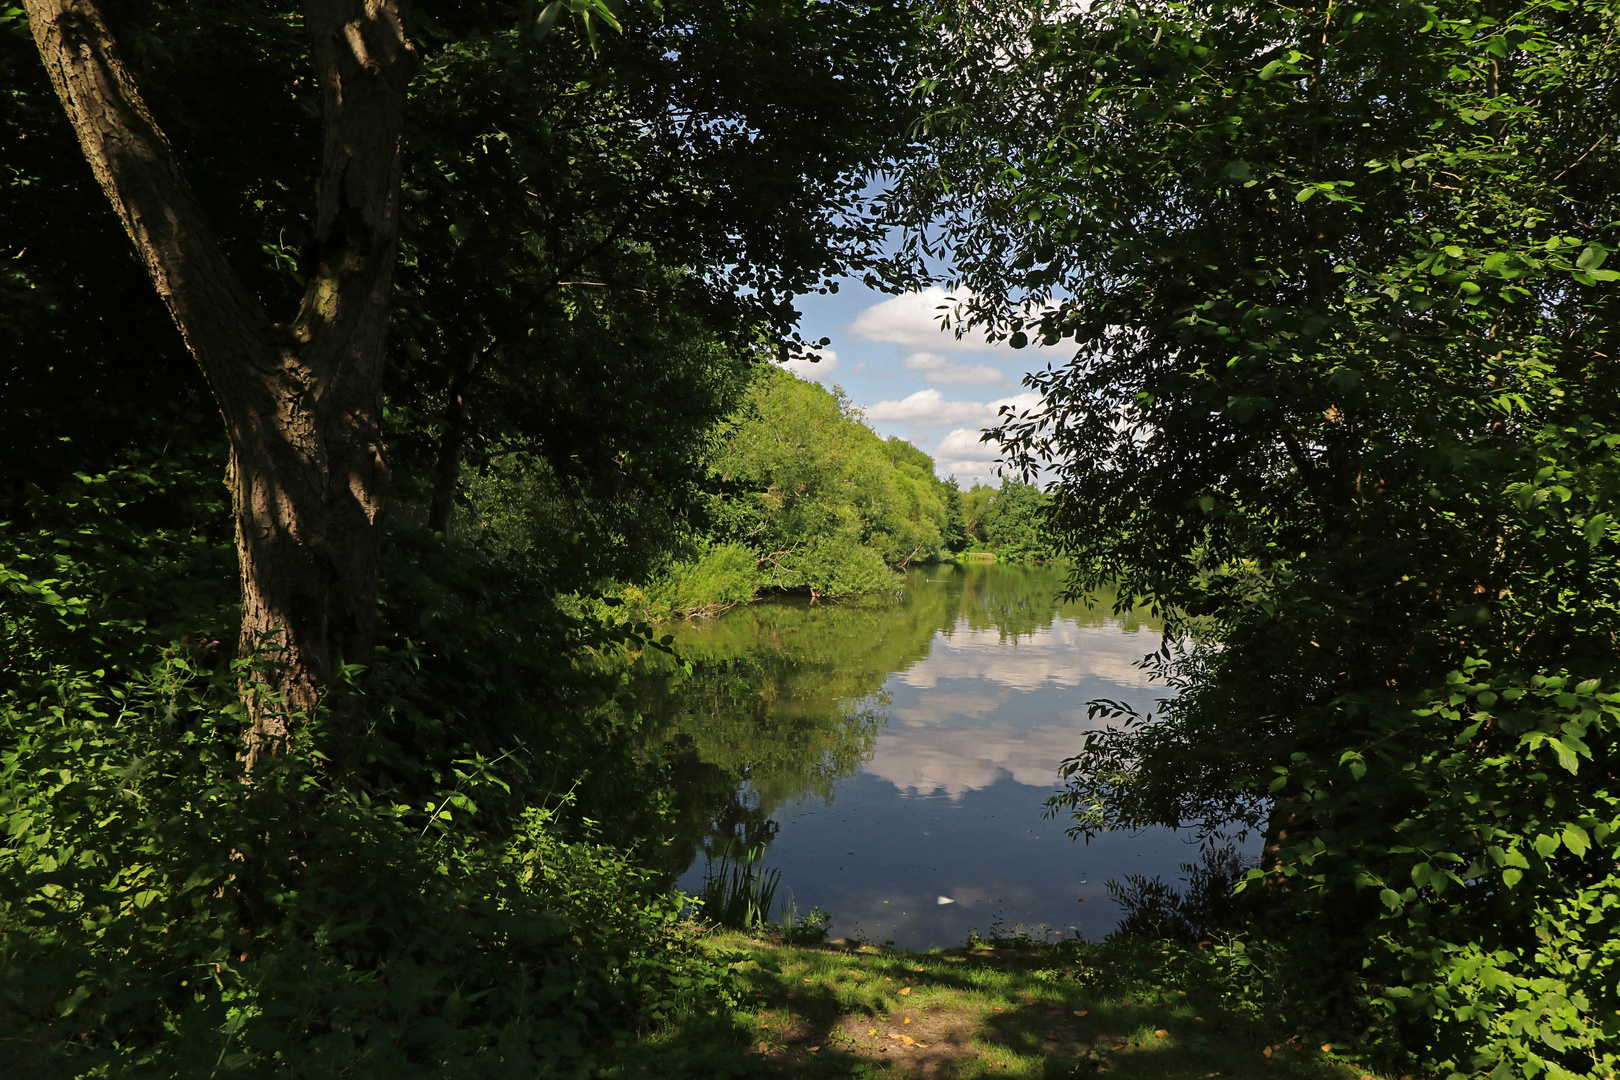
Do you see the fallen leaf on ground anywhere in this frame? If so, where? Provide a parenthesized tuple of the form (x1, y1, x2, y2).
(808, 1046, 820, 1053)
(1074, 1010, 1088, 1017)
(901, 1035, 915, 1046)
(899, 987, 912, 995)
(1155, 1029, 1169, 1038)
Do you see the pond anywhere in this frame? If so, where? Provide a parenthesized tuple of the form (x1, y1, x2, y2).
(625, 562, 1214, 950)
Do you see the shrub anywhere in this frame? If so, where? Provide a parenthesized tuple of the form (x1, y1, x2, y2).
(643, 543, 763, 619)
(0, 659, 739, 1078)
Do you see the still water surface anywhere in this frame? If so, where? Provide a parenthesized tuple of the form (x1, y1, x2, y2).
(629, 562, 1205, 950)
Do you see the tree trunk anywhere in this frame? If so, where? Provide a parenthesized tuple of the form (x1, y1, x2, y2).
(25, 0, 416, 767)
(427, 351, 483, 538)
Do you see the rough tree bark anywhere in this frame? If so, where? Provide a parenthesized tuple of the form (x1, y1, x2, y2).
(24, 0, 417, 767)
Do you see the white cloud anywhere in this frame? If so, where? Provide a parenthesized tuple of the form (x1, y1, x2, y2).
(865, 389, 1042, 429)
(938, 463, 1003, 485)
(933, 428, 1006, 482)
(781, 347, 839, 382)
(902, 351, 946, 371)
(850, 288, 1004, 354)
(902, 352, 1006, 387)
(849, 287, 1058, 358)
(934, 427, 997, 458)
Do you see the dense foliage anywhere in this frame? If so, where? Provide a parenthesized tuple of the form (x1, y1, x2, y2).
(962, 479, 1058, 561)
(890, 0, 1620, 1075)
(389, 0, 919, 554)
(704, 369, 958, 595)
(480, 366, 978, 622)
(0, 1, 924, 1073)
(0, 459, 750, 1076)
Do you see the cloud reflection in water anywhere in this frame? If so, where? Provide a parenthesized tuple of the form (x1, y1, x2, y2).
(863, 615, 1163, 799)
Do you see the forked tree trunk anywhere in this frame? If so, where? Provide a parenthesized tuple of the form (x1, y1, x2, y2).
(24, 0, 417, 767)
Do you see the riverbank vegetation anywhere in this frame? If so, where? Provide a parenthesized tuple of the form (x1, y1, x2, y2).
(473, 365, 1065, 624)
(962, 480, 1059, 563)
(890, 1, 1620, 1077)
(3, 0, 1616, 1077)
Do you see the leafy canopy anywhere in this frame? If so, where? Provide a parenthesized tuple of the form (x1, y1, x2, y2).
(886, 0, 1620, 1074)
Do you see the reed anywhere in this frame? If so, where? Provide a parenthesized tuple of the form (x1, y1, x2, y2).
(697, 845, 782, 930)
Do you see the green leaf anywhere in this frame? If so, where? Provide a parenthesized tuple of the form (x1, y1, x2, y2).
(1295, 187, 1316, 202)
(1379, 888, 1402, 911)
(532, 0, 563, 42)
(1584, 512, 1609, 546)
(1562, 823, 1590, 857)
(1577, 244, 1609, 271)
(1502, 867, 1522, 888)
(1551, 738, 1579, 773)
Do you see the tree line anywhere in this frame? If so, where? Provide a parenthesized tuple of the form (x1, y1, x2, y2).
(467, 363, 1064, 623)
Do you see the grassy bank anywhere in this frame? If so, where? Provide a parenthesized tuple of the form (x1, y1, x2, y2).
(617, 931, 1401, 1080)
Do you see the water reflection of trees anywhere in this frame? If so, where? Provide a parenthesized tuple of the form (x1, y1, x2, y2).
(617, 563, 1158, 882)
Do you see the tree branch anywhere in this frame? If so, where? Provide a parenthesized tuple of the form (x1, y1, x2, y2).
(22, 0, 277, 398)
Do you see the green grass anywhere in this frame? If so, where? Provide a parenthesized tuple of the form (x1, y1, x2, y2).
(611, 931, 1406, 1080)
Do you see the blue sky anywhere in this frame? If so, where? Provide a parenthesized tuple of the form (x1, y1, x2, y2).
(785, 280, 1058, 487)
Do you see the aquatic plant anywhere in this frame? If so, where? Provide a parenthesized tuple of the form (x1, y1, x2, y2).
(777, 897, 831, 945)
(697, 846, 782, 931)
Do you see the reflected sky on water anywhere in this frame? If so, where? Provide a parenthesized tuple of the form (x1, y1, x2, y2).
(627, 562, 1236, 949)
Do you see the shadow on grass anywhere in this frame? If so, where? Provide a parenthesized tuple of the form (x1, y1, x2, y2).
(607, 940, 1389, 1080)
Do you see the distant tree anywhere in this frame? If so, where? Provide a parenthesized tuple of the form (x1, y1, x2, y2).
(940, 475, 967, 552)
(960, 479, 1054, 560)
(960, 482, 995, 548)
(707, 369, 950, 597)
